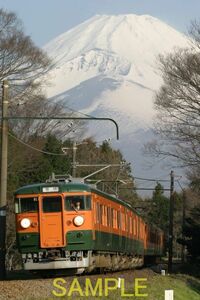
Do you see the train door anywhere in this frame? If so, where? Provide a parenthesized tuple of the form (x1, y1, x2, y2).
(39, 195, 65, 248)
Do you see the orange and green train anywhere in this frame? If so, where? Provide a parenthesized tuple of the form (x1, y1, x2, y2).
(15, 181, 164, 274)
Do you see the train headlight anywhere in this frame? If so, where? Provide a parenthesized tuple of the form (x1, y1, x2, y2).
(20, 218, 31, 229)
(74, 216, 84, 226)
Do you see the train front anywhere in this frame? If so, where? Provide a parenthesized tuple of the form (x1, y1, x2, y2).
(14, 182, 94, 274)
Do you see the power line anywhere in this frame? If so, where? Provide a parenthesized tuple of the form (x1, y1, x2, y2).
(49, 101, 99, 120)
(133, 176, 170, 182)
(8, 132, 68, 156)
(134, 175, 183, 184)
(177, 180, 184, 191)
(8, 131, 185, 189)
(135, 188, 170, 191)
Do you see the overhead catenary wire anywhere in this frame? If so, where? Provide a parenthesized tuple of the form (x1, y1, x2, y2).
(8, 131, 119, 167)
(49, 104, 118, 142)
(8, 131, 120, 173)
(8, 131, 68, 156)
(177, 180, 184, 191)
(8, 131, 184, 189)
(8, 101, 184, 188)
(50, 102, 97, 119)
(133, 176, 170, 182)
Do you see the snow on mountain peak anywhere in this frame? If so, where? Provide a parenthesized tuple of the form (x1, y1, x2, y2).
(43, 14, 191, 181)
(44, 14, 189, 97)
(44, 13, 188, 61)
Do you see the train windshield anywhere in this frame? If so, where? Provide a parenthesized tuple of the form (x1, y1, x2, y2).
(15, 197, 38, 213)
(65, 195, 91, 211)
(42, 196, 62, 213)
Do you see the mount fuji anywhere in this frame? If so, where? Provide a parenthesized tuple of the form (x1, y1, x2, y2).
(43, 14, 190, 191)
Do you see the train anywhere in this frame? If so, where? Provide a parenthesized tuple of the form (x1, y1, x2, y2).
(14, 178, 164, 274)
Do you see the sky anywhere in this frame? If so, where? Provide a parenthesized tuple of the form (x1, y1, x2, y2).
(0, 0, 200, 47)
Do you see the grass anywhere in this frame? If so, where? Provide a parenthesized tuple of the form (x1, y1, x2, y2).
(144, 274, 200, 300)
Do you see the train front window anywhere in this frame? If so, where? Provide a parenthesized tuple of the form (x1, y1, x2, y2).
(65, 195, 91, 211)
(15, 197, 38, 213)
(42, 196, 62, 213)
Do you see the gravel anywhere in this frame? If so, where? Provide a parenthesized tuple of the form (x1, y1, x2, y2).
(0, 268, 157, 300)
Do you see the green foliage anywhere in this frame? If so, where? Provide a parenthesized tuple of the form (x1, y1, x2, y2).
(188, 167, 200, 194)
(7, 135, 137, 205)
(16, 134, 72, 185)
(179, 205, 200, 262)
(33, 134, 70, 181)
(146, 182, 169, 232)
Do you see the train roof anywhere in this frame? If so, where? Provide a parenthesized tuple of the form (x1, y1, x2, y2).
(15, 182, 91, 195)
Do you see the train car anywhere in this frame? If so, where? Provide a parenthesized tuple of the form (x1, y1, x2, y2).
(14, 180, 164, 274)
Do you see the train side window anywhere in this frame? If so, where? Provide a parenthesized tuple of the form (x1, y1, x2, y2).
(117, 211, 121, 229)
(138, 218, 140, 238)
(104, 206, 107, 226)
(142, 223, 144, 239)
(124, 211, 127, 232)
(107, 207, 110, 226)
(126, 213, 128, 232)
(112, 209, 115, 228)
(100, 204, 103, 225)
(96, 203, 100, 224)
(128, 216, 131, 234)
(111, 208, 114, 228)
(130, 217, 133, 234)
(113, 209, 116, 229)
(85, 196, 91, 209)
(121, 213, 125, 231)
(141, 223, 144, 239)
(126, 211, 129, 233)
(127, 215, 130, 233)
(135, 218, 137, 236)
(135, 217, 138, 237)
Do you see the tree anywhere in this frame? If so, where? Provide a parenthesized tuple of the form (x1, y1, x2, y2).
(146, 21, 200, 170)
(187, 166, 200, 194)
(178, 204, 200, 262)
(145, 183, 169, 232)
(0, 9, 51, 122)
(31, 134, 71, 182)
(0, 9, 50, 99)
(0, 9, 76, 141)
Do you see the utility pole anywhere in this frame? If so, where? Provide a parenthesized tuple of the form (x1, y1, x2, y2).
(72, 141, 77, 178)
(62, 141, 86, 178)
(168, 170, 174, 273)
(181, 190, 186, 263)
(0, 80, 9, 279)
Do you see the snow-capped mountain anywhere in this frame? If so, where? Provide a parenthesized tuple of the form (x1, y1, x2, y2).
(43, 14, 190, 190)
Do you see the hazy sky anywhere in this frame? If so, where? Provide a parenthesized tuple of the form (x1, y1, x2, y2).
(0, 0, 199, 46)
